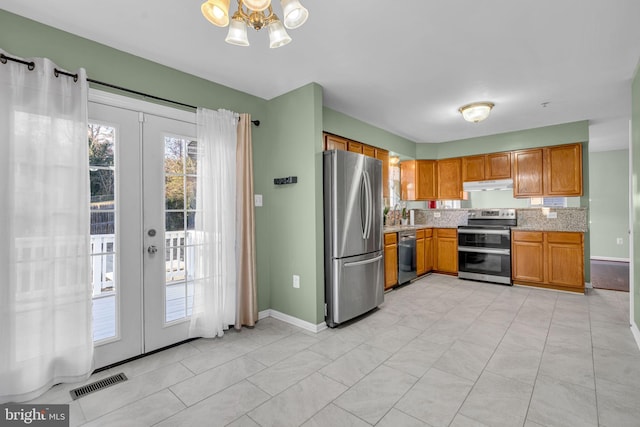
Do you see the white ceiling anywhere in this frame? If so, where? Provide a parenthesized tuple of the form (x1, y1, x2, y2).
(3, 1, 640, 151)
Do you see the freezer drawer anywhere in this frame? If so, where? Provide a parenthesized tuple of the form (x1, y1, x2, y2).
(326, 251, 384, 327)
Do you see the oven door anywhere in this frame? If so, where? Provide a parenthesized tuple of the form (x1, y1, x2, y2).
(458, 247, 512, 285)
(457, 227, 511, 250)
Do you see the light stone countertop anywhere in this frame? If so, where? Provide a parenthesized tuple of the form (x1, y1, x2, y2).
(383, 207, 588, 234)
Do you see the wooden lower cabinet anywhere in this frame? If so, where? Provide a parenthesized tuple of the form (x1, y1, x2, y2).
(424, 229, 434, 272)
(384, 232, 398, 290)
(512, 230, 584, 292)
(512, 232, 545, 283)
(434, 228, 458, 275)
(416, 229, 425, 276)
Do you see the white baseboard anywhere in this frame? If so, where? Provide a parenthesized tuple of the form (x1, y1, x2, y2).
(258, 309, 327, 333)
(631, 322, 640, 352)
(585, 281, 593, 289)
(591, 256, 630, 263)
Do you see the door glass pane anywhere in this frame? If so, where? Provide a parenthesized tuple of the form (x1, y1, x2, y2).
(164, 136, 197, 323)
(89, 123, 117, 342)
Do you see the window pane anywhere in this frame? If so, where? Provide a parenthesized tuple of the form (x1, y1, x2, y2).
(165, 175, 185, 210)
(89, 122, 117, 343)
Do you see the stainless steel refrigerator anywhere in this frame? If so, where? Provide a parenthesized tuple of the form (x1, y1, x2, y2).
(323, 149, 384, 328)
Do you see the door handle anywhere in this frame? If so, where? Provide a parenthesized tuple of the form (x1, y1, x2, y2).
(147, 245, 158, 254)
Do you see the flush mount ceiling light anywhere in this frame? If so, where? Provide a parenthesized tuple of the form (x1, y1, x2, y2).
(458, 102, 495, 123)
(201, 0, 309, 48)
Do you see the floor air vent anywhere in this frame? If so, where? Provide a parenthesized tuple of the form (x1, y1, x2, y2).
(70, 372, 128, 400)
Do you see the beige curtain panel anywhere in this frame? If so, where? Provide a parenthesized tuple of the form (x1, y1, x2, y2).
(235, 113, 258, 328)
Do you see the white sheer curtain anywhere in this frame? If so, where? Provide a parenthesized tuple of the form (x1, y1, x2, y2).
(0, 50, 93, 403)
(189, 108, 238, 338)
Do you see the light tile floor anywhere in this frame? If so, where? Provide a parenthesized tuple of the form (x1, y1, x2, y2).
(31, 274, 640, 426)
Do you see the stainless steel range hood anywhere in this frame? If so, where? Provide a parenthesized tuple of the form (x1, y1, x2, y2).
(463, 179, 513, 192)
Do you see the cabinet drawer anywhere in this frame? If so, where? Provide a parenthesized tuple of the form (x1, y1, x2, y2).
(423, 228, 433, 238)
(384, 233, 397, 245)
(436, 228, 457, 238)
(546, 232, 582, 244)
(416, 229, 425, 239)
(512, 231, 543, 242)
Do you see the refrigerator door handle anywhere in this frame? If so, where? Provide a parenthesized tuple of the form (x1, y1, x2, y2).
(360, 173, 367, 239)
(363, 170, 372, 240)
(344, 254, 383, 268)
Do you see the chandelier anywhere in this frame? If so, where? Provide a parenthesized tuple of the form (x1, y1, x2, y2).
(201, 0, 309, 48)
(458, 102, 495, 123)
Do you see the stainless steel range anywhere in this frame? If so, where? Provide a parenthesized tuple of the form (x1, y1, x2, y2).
(457, 208, 516, 285)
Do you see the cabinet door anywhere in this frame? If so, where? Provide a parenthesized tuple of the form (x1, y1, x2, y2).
(545, 143, 583, 196)
(511, 231, 544, 283)
(513, 148, 544, 197)
(400, 161, 416, 201)
(324, 134, 347, 151)
(462, 155, 485, 182)
(347, 141, 363, 154)
(546, 232, 584, 289)
(434, 229, 458, 274)
(417, 160, 437, 200)
(384, 233, 398, 290)
(375, 149, 390, 199)
(416, 229, 425, 276)
(424, 233, 433, 273)
(486, 152, 511, 179)
(362, 145, 376, 158)
(437, 158, 462, 200)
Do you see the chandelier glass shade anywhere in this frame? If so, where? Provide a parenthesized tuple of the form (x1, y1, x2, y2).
(458, 102, 495, 123)
(201, 0, 308, 48)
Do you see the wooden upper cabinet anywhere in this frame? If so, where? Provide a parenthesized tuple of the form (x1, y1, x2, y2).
(324, 134, 347, 151)
(375, 149, 390, 199)
(513, 143, 583, 198)
(401, 161, 416, 200)
(437, 158, 462, 200)
(362, 145, 376, 158)
(462, 155, 486, 182)
(462, 152, 511, 182)
(347, 141, 363, 154)
(513, 148, 544, 197)
(402, 160, 437, 201)
(417, 160, 437, 200)
(545, 143, 583, 196)
(486, 152, 512, 179)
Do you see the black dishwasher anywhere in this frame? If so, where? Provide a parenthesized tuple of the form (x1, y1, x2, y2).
(398, 230, 417, 284)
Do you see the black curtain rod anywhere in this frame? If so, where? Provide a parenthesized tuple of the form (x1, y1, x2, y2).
(0, 53, 260, 127)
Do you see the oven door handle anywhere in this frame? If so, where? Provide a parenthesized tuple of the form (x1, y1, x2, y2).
(458, 228, 511, 236)
(458, 246, 510, 255)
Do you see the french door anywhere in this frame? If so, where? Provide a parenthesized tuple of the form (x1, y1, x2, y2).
(88, 93, 197, 368)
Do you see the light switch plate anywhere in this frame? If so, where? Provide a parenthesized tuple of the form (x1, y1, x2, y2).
(254, 194, 263, 207)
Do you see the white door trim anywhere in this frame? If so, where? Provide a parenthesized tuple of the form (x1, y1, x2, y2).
(89, 89, 196, 124)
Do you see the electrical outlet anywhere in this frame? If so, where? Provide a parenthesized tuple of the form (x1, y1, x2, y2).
(254, 194, 263, 207)
(293, 275, 300, 289)
(434, 212, 441, 218)
(546, 212, 557, 219)
(617, 237, 624, 245)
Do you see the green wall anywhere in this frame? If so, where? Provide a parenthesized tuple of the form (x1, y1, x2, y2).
(589, 150, 630, 260)
(323, 107, 418, 158)
(632, 63, 640, 328)
(262, 83, 325, 324)
(421, 121, 590, 159)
